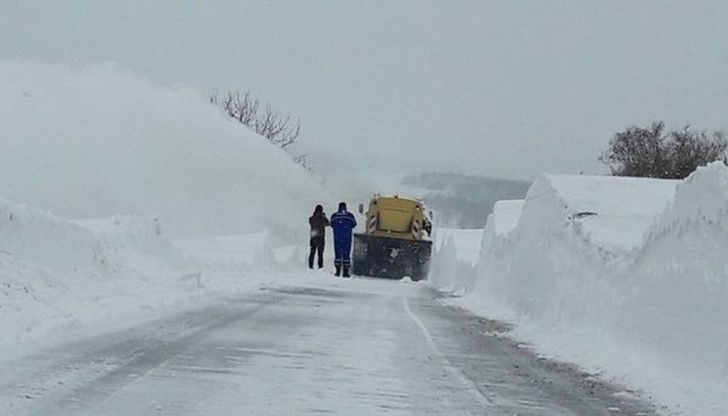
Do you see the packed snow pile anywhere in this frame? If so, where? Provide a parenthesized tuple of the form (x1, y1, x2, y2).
(521, 174, 678, 256)
(429, 228, 483, 294)
(73, 216, 173, 259)
(0, 61, 332, 239)
(617, 162, 728, 413)
(490, 199, 524, 237)
(0, 199, 184, 352)
(478, 199, 524, 271)
(0, 193, 309, 357)
(0, 198, 104, 272)
(435, 166, 728, 414)
(466, 174, 677, 321)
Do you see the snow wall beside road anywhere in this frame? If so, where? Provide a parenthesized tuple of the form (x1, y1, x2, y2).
(429, 228, 483, 294)
(0, 198, 103, 272)
(0, 199, 187, 352)
(443, 164, 728, 414)
(0, 189, 305, 357)
(618, 162, 728, 413)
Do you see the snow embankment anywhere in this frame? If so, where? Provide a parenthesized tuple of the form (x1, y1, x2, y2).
(434, 166, 728, 414)
(618, 162, 728, 413)
(468, 174, 677, 322)
(0, 200, 181, 352)
(429, 228, 483, 294)
(0, 198, 309, 357)
(0, 199, 103, 272)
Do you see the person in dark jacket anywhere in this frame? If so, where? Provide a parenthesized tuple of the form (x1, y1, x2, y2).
(330, 201, 357, 277)
(308, 204, 329, 269)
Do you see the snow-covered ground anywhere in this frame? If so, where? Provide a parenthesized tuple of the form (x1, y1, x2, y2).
(3, 60, 727, 415)
(0, 62, 334, 360)
(0, 61, 333, 239)
(0, 173, 313, 361)
(433, 163, 728, 415)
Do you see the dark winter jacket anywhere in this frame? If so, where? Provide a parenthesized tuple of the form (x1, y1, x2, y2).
(309, 211, 329, 239)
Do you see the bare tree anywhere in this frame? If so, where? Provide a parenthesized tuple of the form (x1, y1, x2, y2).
(210, 90, 305, 165)
(668, 126, 727, 179)
(600, 122, 727, 179)
(255, 106, 300, 149)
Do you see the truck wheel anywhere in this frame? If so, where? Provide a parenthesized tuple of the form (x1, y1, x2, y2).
(411, 263, 428, 282)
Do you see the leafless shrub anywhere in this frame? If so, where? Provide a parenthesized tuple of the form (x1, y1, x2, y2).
(600, 122, 727, 179)
(211, 90, 300, 149)
(211, 90, 305, 167)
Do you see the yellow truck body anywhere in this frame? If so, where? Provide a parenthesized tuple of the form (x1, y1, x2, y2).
(353, 195, 432, 281)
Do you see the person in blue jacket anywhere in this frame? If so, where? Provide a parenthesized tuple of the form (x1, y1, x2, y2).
(330, 201, 357, 277)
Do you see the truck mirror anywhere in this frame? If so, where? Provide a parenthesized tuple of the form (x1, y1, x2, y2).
(358, 203, 364, 214)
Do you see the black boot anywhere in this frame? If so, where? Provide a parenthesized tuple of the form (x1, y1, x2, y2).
(335, 265, 342, 276)
(343, 265, 351, 278)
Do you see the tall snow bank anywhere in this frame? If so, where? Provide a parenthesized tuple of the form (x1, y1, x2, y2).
(471, 175, 675, 319)
(478, 200, 523, 265)
(532, 175, 678, 254)
(491, 199, 524, 237)
(615, 162, 728, 413)
(0, 199, 183, 351)
(429, 228, 483, 293)
(0, 199, 103, 272)
(457, 169, 728, 414)
(0, 61, 332, 238)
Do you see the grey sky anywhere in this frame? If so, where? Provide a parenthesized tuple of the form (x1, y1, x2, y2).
(2, 1, 727, 180)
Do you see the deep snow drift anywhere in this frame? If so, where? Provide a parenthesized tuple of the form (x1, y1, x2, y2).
(0, 61, 333, 238)
(428, 228, 483, 295)
(0, 199, 187, 352)
(0, 62, 336, 357)
(436, 165, 728, 415)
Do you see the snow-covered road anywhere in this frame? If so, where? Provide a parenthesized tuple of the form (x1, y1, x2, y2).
(1, 277, 656, 415)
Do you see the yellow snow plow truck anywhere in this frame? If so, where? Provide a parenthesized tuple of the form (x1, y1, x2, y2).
(353, 195, 433, 281)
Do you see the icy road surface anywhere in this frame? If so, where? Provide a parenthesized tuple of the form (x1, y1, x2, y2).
(1, 277, 656, 415)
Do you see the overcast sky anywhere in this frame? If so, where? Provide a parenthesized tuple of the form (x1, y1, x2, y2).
(2, 1, 727, 180)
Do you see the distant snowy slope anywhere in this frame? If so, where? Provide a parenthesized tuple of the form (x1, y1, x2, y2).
(0, 61, 332, 238)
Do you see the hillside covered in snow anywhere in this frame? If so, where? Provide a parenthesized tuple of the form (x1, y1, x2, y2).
(0, 62, 335, 356)
(0, 61, 332, 239)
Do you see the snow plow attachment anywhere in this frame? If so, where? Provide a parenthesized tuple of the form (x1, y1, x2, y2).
(352, 195, 433, 281)
(352, 234, 432, 281)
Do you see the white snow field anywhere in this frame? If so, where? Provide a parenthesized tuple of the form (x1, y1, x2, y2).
(0, 61, 332, 239)
(435, 164, 728, 415)
(0, 61, 334, 358)
(0, 60, 725, 415)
